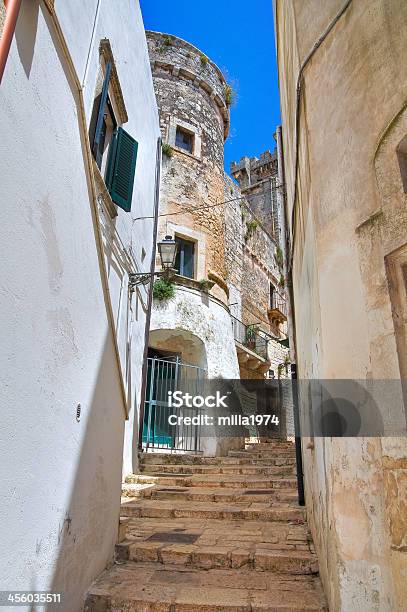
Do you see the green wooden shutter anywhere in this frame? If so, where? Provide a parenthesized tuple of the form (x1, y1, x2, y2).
(106, 127, 138, 212)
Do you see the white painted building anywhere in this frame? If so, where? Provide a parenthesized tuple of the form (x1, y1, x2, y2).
(0, 1, 159, 609)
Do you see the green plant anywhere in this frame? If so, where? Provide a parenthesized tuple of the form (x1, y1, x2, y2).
(275, 246, 284, 268)
(199, 53, 208, 66)
(279, 274, 285, 288)
(246, 324, 257, 343)
(225, 84, 235, 107)
(198, 278, 213, 291)
(277, 363, 285, 378)
(161, 142, 173, 158)
(244, 220, 258, 242)
(158, 35, 172, 52)
(152, 278, 175, 301)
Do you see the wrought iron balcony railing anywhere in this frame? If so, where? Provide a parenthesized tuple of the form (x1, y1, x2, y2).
(269, 292, 287, 322)
(230, 315, 268, 360)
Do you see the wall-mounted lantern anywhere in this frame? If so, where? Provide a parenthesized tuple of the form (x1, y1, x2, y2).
(128, 235, 178, 288)
(157, 235, 178, 270)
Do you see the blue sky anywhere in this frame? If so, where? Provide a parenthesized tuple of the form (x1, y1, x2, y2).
(140, 0, 281, 173)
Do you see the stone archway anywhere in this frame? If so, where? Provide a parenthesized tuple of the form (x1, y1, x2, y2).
(149, 328, 208, 371)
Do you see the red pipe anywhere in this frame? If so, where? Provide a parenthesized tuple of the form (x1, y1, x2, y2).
(0, 0, 23, 85)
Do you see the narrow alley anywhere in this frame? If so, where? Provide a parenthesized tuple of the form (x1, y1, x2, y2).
(1, 1, 406, 611)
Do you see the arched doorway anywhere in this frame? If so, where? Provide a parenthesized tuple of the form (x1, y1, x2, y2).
(141, 329, 208, 452)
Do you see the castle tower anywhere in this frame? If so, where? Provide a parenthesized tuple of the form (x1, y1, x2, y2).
(146, 31, 231, 293)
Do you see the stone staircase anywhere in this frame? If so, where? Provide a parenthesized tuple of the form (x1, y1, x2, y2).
(84, 441, 327, 611)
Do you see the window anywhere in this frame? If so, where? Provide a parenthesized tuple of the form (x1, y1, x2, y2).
(174, 237, 195, 278)
(175, 126, 194, 154)
(269, 283, 275, 309)
(95, 96, 117, 172)
(397, 135, 407, 194)
(89, 57, 138, 213)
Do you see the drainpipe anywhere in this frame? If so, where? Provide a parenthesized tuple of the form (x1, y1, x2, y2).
(276, 125, 305, 506)
(137, 136, 161, 451)
(0, 0, 23, 84)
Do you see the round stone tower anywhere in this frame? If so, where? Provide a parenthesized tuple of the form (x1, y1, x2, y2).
(146, 31, 231, 297)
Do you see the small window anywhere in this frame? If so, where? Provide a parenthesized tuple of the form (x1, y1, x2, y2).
(174, 237, 195, 278)
(175, 126, 194, 154)
(96, 97, 117, 173)
(89, 59, 138, 212)
(269, 283, 275, 309)
(397, 135, 407, 194)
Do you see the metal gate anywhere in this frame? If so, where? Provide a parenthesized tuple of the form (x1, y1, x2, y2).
(141, 357, 206, 452)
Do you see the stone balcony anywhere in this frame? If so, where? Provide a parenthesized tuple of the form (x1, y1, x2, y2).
(230, 316, 271, 375)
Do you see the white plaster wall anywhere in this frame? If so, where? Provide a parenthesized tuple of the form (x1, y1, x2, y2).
(56, 0, 161, 477)
(151, 286, 240, 379)
(0, 1, 159, 610)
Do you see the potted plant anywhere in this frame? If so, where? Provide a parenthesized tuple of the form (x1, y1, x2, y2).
(245, 324, 257, 349)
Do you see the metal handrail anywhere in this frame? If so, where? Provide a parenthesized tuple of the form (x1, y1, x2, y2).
(230, 315, 268, 360)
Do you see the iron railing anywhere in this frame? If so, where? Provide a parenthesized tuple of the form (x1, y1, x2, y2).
(230, 316, 268, 360)
(270, 292, 287, 317)
(142, 357, 206, 452)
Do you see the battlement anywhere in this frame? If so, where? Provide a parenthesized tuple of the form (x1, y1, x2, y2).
(146, 31, 230, 139)
(230, 149, 278, 189)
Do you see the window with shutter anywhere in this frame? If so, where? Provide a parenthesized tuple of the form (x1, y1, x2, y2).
(90, 62, 112, 167)
(105, 127, 138, 212)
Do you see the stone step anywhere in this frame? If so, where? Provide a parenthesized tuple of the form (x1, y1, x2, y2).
(139, 463, 296, 476)
(126, 473, 298, 490)
(120, 499, 306, 523)
(139, 453, 296, 466)
(118, 541, 318, 574)
(132, 485, 298, 505)
(85, 562, 328, 611)
(229, 449, 296, 459)
(246, 442, 295, 449)
(116, 516, 317, 575)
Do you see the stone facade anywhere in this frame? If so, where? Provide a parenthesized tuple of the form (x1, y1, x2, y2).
(231, 150, 280, 238)
(274, 0, 407, 609)
(147, 31, 230, 296)
(226, 158, 290, 382)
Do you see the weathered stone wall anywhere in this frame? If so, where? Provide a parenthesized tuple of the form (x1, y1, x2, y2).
(147, 31, 230, 298)
(231, 150, 280, 238)
(274, 0, 407, 609)
(224, 170, 290, 382)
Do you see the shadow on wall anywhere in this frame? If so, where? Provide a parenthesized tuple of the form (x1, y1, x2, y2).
(46, 333, 125, 612)
(15, 0, 40, 78)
